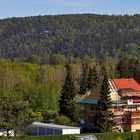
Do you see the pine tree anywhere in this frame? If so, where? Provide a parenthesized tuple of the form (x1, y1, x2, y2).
(79, 63, 89, 95)
(87, 66, 99, 91)
(134, 59, 140, 84)
(95, 71, 115, 132)
(59, 64, 77, 121)
(117, 56, 132, 78)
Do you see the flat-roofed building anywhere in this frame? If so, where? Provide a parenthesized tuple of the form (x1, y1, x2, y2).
(31, 122, 80, 136)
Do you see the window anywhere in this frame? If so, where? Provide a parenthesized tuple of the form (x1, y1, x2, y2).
(47, 128, 53, 135)
(116, 118, 122, 125)
(88, 116, 91, 122)
(127, 118, 131, 125)
(92, 116, 96, 122)
(117, 106, 122, 111)
(134, 118, 140, 124)
(54, 129, 62, 134)
(90, 105, 95, 111)
(127, 105, 137, 111)
(39, 127, 46, 135)
(80, 105, 84, 110)
(122, 118, 125, 124)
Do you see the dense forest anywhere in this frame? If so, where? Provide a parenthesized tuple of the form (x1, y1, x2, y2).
(0, 14, 140, 62)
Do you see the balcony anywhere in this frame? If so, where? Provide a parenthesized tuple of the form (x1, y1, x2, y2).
(112, 100, 127, 106)
(112, 99, 140, 106)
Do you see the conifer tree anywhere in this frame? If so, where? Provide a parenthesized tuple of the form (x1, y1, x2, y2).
(134, 59, 140, 84)
(87, 66, 99, 91)
(117, 56, 132, 78)
(95, 71, 115, 132)
(59, 64, 77, 121)
(79, 63, 89, 95)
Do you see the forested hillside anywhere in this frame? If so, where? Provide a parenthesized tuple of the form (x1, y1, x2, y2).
(0, 14, 140, 61)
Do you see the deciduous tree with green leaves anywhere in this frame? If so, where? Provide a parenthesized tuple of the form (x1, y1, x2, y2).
(0, 92, 29, 136)
(0, 91, 43, 137)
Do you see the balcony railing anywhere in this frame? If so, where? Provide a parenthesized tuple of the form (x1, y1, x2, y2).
(112, 99, 140, 105)
(112, 100, 127, 105)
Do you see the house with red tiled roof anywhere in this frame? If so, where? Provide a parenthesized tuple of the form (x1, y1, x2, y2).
(113, 78, 140, 92)
(109, 78, 140, 132)
(78, 78, 140, 132)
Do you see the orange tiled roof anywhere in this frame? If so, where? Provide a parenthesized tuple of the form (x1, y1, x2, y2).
(113, 78, 140, 92)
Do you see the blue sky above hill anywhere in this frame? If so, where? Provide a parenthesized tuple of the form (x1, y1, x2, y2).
(0, 0, 140, 19)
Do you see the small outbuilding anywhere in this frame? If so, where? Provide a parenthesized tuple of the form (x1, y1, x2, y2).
(31, 122, 80, 136)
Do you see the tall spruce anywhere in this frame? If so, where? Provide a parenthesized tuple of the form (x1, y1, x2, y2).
(134, 59, 140, 84)
(79, 63, 89, 95)
(95, 71, 115, 132)
(87, 66, 99, 91)
(117, 56, 132, 78)
(59, 64, 77, 121)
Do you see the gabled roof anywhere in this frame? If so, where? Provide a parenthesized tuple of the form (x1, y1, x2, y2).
(113, 78, 140, 92)
(77, 87, 100, 105)
(78, 99, 98, 105)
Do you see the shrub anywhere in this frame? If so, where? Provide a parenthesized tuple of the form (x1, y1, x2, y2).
(54, 115, 71, 125)
(131, 132, 139, 140)
(115, 136, 122, 140)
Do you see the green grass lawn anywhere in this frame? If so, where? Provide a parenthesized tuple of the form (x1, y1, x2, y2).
(1, 132, 140, 140)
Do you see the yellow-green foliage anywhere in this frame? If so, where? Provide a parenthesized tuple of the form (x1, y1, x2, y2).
(94, 132, 132, 140)
(131, 132, 139, 140)
(55, 115, 71, 125)
(115, 136, 122, 140)
(0, 58, 66, 112)
(0, 58, 82, 113)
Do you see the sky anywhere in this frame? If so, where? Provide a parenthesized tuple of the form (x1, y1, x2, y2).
(0, 0, 140, 19)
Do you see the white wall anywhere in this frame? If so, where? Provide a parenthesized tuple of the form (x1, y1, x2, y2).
(62, 128, 80, 135)
(0, 130, 14, 137)
(131, 124, 140, 132)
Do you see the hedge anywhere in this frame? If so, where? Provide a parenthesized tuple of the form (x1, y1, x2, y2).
(0, 135, 74, 140)
(1, 132, 140, 140)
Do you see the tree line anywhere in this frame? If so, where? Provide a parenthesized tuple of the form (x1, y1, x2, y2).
(0, 14, 140, 61)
